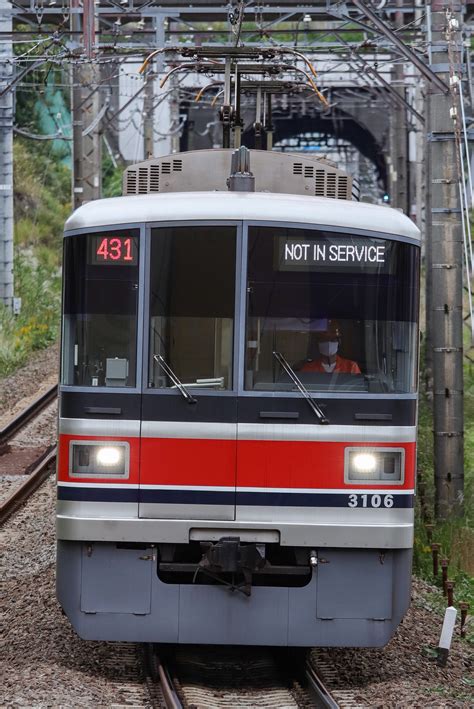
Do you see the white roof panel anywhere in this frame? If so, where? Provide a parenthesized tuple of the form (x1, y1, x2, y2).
(65, 191, 420, 241)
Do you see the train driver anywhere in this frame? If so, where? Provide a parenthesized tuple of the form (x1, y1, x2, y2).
(299, 321, 361, 375)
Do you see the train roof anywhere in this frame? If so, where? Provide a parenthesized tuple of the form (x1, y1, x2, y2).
(65, 191, 421, 241)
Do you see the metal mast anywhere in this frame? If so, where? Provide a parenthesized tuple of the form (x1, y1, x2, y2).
(389, 0, 409, 213)
(70, 0, 101, 209)
(428, 0, 464, 518)
(143, 73, 155, 159)
(0, 0, 14, 308)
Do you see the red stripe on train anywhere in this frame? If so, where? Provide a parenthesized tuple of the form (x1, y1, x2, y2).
(57, 433, 141, 484)
(58, 434, 415, 490)
(139, 438, 415, 490)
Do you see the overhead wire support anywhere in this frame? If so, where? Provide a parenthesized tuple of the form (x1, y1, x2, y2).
(0, 57, 51, 98)
(446, 29, 473, 340)
(349, 0, 450, 95)
(0, 0, 14, 308)
(333, 31, 425, 125)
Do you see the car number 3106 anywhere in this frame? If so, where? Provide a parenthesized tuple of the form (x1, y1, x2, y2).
(347, 493, 394, 508)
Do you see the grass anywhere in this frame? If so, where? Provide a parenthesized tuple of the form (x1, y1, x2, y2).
(414, 352, 474, 611)
(0, 137, 67, 377)
(0, 251, 61, 377)
(13, 138, 71, 249)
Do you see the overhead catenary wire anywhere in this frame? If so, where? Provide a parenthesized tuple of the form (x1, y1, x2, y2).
(5, 8, 459, 162)
(158, 59, 222, 89)
(138, 46, 178, 75)
(277, 62, 329, 107)
(137, 44, 328, 105)
(446, 8, 474, 340)
(14, 126, 72, 140)
(457, 83, 473, 206)
(272, 47, 319, 79)
(458, 179, 474, 341)
(195, 81, 222, 102)
(457, 137, 474, 276)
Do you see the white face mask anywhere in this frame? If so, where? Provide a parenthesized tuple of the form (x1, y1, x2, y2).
(319, 340, 338, 357)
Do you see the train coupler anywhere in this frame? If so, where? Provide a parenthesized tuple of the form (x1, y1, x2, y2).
(196, 537, 267, 596)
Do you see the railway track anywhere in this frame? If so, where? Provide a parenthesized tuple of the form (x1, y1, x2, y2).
(0, 384, 58, 526)
(142, 645, 346, 709)
(0, 388, 362, 709)
(0, 383, 57, 448)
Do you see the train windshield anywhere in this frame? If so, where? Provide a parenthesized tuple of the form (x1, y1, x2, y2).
(148, 226, 236, 390)
(61, 231, 139, 388)
(245, 226, 419, 394)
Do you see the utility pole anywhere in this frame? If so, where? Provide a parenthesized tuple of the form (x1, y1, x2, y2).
(143, 74, 154, 159)
(424, 79, 434, 392)
(428, 1, 464, 518)
(391, 64, 408, 213)
(388, 0, 408, 212)
(0, 0, 14, 308)
(169, 74, 181, 154)
(412, 0, 426, 229)
(143, 15, 166, 159)
(70, 0, 101, 209)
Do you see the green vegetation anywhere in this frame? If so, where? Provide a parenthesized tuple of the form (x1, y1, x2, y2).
(0, 138, 69, 376)
(13, 138, 71, 250)
(102, 150, 123, 198)
(414, 352, 474, 613)
(0, 36, 73, 375)
(0, 253, 61, 376)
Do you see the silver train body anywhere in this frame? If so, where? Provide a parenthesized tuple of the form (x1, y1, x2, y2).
(57, 150, 420, 646)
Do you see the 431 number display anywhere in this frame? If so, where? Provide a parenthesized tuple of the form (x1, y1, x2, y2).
(91, 235, 137, 265)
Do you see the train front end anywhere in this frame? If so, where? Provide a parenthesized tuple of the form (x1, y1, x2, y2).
(57, 153, 420, 647)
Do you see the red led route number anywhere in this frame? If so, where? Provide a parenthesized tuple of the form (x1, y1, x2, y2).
(91, 235, 137, 265)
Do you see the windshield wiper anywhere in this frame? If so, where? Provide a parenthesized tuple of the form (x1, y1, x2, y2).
(272, 351, 329, 424)
(153, 354, 197, 404)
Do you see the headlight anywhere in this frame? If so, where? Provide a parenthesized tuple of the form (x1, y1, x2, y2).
(96, 446, 122, 466)
(352, 452, 377, 473)
(345, 448, 404, 484)
(70, 442, 129, 478)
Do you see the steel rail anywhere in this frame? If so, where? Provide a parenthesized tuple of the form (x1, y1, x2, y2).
(0, 446, 56, 526)
(143, 645, 183, 709)
(0, 384, 57, 448)
(305, 660, 341, 709)
(147, 645, 341, 708)
(157, 658, 183, 709)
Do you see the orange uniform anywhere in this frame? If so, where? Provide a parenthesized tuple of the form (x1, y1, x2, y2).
(300, 355, 361, 375)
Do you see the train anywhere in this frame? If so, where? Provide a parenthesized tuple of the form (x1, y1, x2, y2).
(56, 147, 420, 646)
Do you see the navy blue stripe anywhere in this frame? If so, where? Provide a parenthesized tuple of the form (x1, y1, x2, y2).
(237, 492, 414, 508)
(141, 489, 234, 505)
(58, 486, 413, 508)
(58, 487, 138, 503)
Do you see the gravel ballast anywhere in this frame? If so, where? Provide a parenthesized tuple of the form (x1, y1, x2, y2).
(1, 476, 471, 707)
(311, 578, 472, 707)
(1, 477, 151, 708)
(0, 343, 58, 422)
(1, 345, 471, 707)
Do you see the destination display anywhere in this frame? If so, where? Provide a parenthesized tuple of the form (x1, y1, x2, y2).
(276, 235, 393, 272)
(89, 234, 138, 266)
